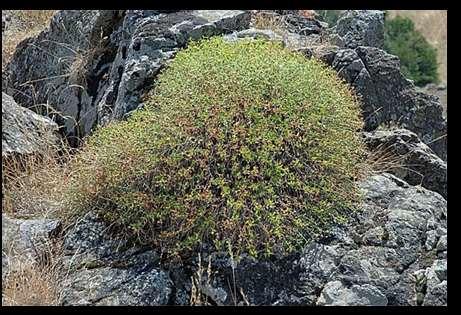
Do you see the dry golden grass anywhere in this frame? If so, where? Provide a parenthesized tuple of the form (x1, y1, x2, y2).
(190, 253, 214, 306)
(2, 10, 56, 69)
(189, 252, 250, 306)
(2, 138, 73, 219)
(364, 143, 408, 176)
(252, 11, 287, 36)
(2, 262, 59, 305)
(2, 239, 64, 306)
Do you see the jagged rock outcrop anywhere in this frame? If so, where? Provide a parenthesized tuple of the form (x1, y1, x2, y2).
(363, 128, 447, 198)
(5, 10, 250, 143)
(299, 42, 447, 160)
(334, 10, 385, 49)
(185, 174, 447, 306)
(58, 213, 183, 305)
(57, 174, 447, 306)
(2, 92, 60, 157)
(5, 10, 122, 144)
(2, 214, 61, 281)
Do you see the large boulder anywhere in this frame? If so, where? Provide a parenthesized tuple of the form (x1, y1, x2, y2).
(2, 92, 60, 157)
(2, 214, 61, 281)
(363, 128, 447, 198)
(184, 174, 446, 306)
(5, 10, 122, 144)
(314, 46, 447, 160)
(335, 10, 385, 49)
(5, 10, 250, 143)
(57, 174, 446, 306)
(58, 213, 184, 305)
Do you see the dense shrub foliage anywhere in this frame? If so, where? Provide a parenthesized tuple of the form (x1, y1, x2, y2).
(66, 37, 366, 259)
(384, 15, 439, 86)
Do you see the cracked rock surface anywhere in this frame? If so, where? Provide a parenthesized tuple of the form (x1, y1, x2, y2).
(56, 174, 447, 306)
(4, 10, 250, 144)
(363, 128, 447, 198)
(314, 45, 447, 161)
(2, 92, 60, 157)
(2, 214, 61, 282)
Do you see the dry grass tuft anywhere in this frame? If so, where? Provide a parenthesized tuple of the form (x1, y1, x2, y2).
(2, 139, 74, 219)
(2, 10, 56, 69)
(364, 142, 409, 176)
(2, 239, 64, 306)
(190, 253, 214, 306)
(2, 261, 59, 305)
(252, 11, 287, 36)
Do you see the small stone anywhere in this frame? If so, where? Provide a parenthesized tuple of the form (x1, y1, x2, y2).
(423, 280, 447, 306)
(317, 281, 388, 306)
(362, 226, 386, 246)
(425, 230, 439, 251)
(436, 235, 447, 252)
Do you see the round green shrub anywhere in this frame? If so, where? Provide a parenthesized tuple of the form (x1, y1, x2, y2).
(384, 15, 439, 86)
(66, 37, 366, 259)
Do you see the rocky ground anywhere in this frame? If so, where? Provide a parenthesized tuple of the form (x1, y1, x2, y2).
(2, 10, 447, 306)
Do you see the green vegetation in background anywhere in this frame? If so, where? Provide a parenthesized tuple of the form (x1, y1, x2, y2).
(384, 15, 439, 86)
(316, 10, 342, 27)
(65, 37, 366, 260)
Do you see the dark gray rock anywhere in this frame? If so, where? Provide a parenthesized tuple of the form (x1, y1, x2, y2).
(317, 281, 387, 306)
(363, 128, 447, 198)
(60, 265, 173, 306)
(59, 213, 182, 305)
(418, 83, 447, 118)
(323, 46, 447, 160)
(2, 214, 61, 281)
(5, 10, 122, 144)
(2, 92, 60, 157)
(335, 10, 385, 49)
(177, 174, 447, 306)
(5, 10, 250, 143)
(282, 14, 325, 36)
